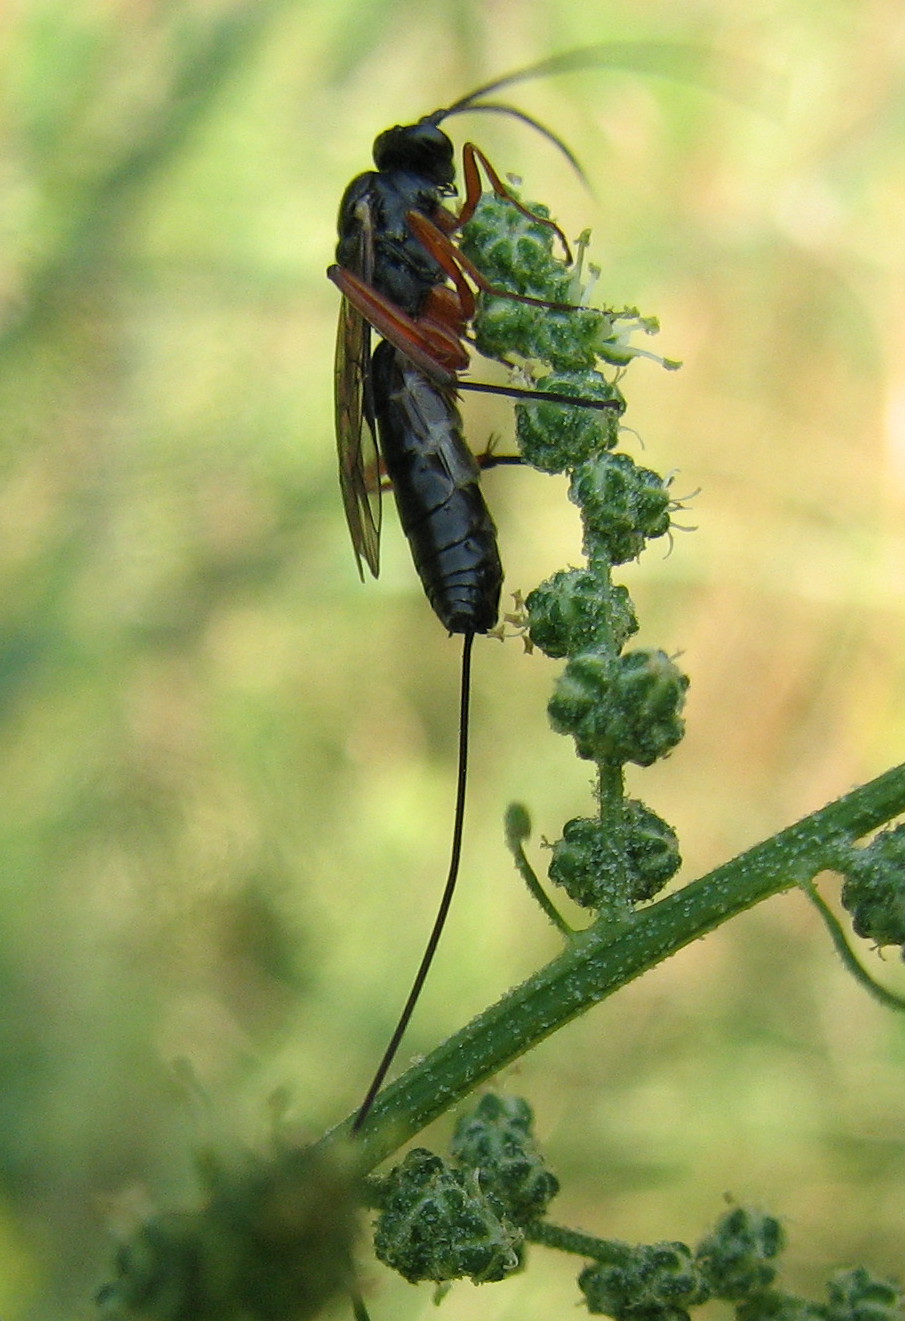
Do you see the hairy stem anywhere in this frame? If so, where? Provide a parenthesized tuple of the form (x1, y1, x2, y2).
(526, 1220, 632, 1262)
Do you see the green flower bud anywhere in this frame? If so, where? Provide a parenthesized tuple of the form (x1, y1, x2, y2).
(696, 1207, 785, 1300)
(548, 802, 681, 911)
(470, 296, 551, 362)
(839, 825, 905, 953)
(623, 800, 683, 898)
(463, 196, 680, 371)
(504, 802, 532, 852)
(471, 295, 610, 370)
(374, 1149, 522, 1285)
(548, 816, 624, 911)
(461, 194, 565, 297)
(451, 1094, 559, 1225)
(526, 570, 638, 659)
(548, 649, 688, 767)
(516, 372, 623, 474)
(538, 306, 619, 373)
(570, 453, 671, 565)
(825, 1267, 904, 1321)
(579, 1241, 709, 1320)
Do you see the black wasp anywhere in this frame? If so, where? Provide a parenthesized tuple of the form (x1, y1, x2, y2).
(327, 51, 623, 1133)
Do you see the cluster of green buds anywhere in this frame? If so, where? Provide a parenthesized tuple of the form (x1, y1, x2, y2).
(450, 1092, 560, 1224)
(834, 824, 905, 958)
(371, 1093, 557, 1286)
(578, 1207, 903, 1321)
(580, 1239, 711, 1321)
(461, 191, 685, 918)
(371, 1098, 903, 1321)
(736, 1267, 904, 1321)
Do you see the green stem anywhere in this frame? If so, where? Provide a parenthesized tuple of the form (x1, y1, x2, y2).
(526, 1220, 632, 1263)
(800, 877, 905, 1012)
(320, 761, 905, 1170)
(598, 760, 625, 815)
(511, 834, 574, 937)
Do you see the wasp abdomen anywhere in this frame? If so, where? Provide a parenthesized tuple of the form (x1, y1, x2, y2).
(371, 340, 502, 635)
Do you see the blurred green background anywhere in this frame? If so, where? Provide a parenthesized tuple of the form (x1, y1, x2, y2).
(1, 0, 903, 1317)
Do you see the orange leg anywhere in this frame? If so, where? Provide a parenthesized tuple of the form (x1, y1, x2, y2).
(327, 265, 468, 382)
(406, 209, 583, 314)
(457, 142, 573, 263)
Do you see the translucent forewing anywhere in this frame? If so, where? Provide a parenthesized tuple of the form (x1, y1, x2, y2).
(334, 208, 381, 579)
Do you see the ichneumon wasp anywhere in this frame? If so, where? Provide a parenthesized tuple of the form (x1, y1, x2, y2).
(328, 51, 624, 1135)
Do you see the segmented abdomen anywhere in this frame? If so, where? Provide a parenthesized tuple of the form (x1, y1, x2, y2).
(371, 339, 502, 634)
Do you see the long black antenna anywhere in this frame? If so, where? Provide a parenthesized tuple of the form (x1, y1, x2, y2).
(424, 41, 767, 178)
(437, 101, 587, 182)
(351, 630, 476, 1134)
(425, 42, 728, 190)
(435, 40, 758, 116)
(435, 42, 654, 113)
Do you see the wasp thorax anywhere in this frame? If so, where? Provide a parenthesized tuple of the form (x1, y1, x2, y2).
(372, 121, 455, 184)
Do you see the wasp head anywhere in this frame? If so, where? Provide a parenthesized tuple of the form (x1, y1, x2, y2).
(372, 121, 455, 186)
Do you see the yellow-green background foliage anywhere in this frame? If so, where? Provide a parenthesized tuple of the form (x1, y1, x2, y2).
(0, 1, 903, 1317)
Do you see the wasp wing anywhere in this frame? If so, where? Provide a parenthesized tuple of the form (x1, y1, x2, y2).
(335, 292, 381, 579)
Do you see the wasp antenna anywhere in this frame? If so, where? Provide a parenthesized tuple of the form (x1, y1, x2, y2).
(441, 101, 587, 185)
(432, 40, 771, 121)
(434, 42, 639, 114)
(429, 37, 759, 182)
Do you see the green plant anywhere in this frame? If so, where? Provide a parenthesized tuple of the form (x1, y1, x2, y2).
(95, 186, 905, 1321)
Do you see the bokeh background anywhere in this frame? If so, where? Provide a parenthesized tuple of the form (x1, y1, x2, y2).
(1, 1, 903, 1317)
